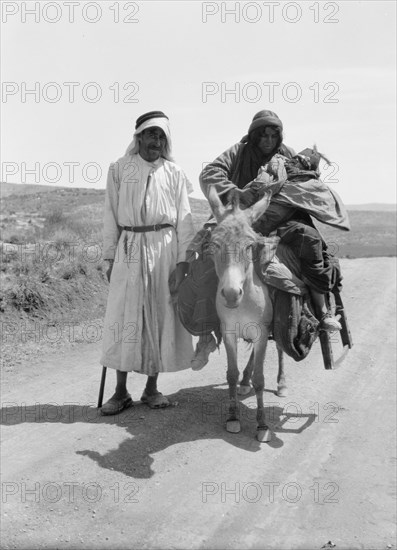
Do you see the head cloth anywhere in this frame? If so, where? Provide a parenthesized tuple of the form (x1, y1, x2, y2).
(241, 110, 284, 146)
(125, 110, 174, 161)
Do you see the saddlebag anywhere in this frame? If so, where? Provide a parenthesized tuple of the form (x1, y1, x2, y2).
(272, 289, 319, 361)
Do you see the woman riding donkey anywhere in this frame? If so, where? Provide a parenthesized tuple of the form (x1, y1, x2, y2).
(190, 109, 350, 369)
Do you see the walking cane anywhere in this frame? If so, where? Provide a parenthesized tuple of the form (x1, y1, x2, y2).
(97, 366, 107, 408)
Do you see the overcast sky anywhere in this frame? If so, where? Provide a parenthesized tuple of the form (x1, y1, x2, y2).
(1, 0, 396, 204)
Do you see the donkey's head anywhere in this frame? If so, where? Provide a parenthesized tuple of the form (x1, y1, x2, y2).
(207, 186, 270, 309)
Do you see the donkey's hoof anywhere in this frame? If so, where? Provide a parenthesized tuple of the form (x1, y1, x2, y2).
(277, 386, 288, 398)
(256, 427, 272, 442)
(237, 384, 252, 396)
(226, 420, 241, 433)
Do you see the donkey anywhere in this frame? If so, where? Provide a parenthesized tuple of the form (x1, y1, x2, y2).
(207, 186, 286, 442)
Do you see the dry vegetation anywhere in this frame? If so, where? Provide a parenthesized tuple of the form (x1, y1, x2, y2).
(1, 189, 106, 321)
(0, 185, 211, 368)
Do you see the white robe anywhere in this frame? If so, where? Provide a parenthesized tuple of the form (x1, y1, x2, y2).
(100, 153, 195, 375)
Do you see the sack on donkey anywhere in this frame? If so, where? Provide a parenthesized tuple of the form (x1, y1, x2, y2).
(177, 254, 220, 336)
(272, 289, 319, 362)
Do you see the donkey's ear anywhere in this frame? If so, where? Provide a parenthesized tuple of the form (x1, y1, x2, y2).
(229, 188, 241, 210)
(207, 185, 225, 223)
(248, 193, 271, 224)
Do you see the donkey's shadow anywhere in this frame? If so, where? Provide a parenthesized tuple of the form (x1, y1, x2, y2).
(1, 383, 316, 479)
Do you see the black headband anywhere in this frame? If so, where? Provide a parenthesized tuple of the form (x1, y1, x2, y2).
(135, 111, 169, 130)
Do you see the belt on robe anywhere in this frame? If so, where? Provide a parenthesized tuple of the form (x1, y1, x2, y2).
(122, 223, 173, 233)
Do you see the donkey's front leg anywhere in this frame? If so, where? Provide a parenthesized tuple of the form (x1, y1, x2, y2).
(238, 350, 254, 396)
(251, 331, 272, 442)
(224, 332, 240, 433)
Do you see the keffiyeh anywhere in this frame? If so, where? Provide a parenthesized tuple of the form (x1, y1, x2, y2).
(125, 113, 174, 161)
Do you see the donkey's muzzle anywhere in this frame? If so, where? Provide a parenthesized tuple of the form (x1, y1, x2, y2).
(221, 286, 243, 308)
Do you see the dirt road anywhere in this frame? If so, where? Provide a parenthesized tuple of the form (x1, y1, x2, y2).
(1, 258, 396, 550)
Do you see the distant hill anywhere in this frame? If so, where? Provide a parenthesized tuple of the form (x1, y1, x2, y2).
(346, 203, 396, 211)
(0, 182, 65, 197)
(0, 182, 395, 258)
(2, 182, 396, 210)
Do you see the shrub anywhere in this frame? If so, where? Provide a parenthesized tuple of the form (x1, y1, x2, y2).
(48, 228, 81, 247)
(7, 278, 45, 312)
(59, 261, 87, 280)
(8, 234, 23, 244)
(45, 208, 66, 226)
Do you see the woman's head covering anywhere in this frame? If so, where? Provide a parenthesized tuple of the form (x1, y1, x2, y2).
(125, 110, 174, 161)
(241, 110, 284, 152)
(248, 110, 283, 134)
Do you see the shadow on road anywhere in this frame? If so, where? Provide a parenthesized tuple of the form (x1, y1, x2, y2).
(1, 383, 316, 479)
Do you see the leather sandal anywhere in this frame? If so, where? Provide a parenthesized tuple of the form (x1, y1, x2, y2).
(100, 393, 133, 416)
(140, 390, 170, 409)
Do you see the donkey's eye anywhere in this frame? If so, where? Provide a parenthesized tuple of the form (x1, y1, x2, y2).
(243, 245, 252, 258)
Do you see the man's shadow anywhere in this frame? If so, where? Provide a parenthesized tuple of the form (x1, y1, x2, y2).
(1, 383, 316, 479)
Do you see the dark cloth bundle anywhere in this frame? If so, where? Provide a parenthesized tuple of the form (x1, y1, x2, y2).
(272, 290, 319, 361)
(177, 254, 220, 337)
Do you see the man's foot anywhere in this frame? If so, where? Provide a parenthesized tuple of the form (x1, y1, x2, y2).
(191, 334, 217, 371)
(140, 390, 170, 409)
(320, 312, 342, 332)
(100, 393, 133, 416)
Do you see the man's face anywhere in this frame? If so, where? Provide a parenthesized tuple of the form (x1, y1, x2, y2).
(138, 127, 167, 162)
(255, 126, 279, 156)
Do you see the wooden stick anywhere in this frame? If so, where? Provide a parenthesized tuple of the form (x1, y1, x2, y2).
(97, 366, 107, 409)
(333, 288, 353, 349)
(319, 331, 334, 370)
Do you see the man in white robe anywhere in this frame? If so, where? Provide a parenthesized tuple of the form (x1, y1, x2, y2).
(100, 111, 195, 414)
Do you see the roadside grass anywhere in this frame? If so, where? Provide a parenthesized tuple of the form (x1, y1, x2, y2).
(0, 198, 108, 367)
(0, 193, 211, 368)
(1, 240, 107, 369)
(1, 242, 105, 319)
